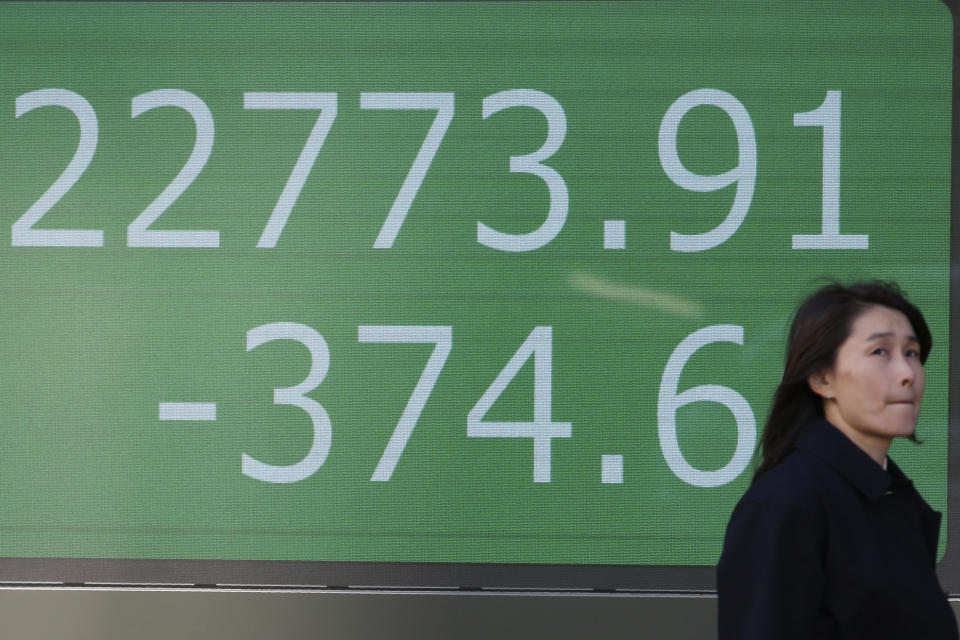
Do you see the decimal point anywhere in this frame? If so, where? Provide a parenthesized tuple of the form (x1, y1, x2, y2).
(601, 454, 624, 484)
(603, 220, 625, 249)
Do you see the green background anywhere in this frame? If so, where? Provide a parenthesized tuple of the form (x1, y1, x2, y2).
(0, 1, 951, 565)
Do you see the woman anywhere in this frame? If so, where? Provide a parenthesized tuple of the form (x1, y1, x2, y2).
(717, 282, 957, 639)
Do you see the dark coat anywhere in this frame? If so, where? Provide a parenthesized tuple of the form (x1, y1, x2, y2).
(717, 419, 957, 639)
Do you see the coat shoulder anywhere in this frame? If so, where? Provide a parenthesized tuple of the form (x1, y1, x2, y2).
(739, 449, 829, 511)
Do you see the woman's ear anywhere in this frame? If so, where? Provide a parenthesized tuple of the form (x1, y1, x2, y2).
(808, 370, 833, 400)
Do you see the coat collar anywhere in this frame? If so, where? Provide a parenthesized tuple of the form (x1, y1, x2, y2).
(793, 419, 905, 501)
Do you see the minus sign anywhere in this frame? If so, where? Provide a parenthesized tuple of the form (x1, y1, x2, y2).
(159, 402, 217, 421)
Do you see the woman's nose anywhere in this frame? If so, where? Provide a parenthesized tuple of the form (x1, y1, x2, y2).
(896, 356, 916, 386)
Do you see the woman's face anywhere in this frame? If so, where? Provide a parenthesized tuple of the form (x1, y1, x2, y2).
(810, 305, 925, 457)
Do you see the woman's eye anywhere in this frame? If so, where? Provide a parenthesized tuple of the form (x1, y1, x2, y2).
(872, 347, 888, 356)
(906, 348, 920, 358)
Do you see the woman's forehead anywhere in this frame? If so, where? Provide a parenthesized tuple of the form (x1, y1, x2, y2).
(848, 305, 917, 341)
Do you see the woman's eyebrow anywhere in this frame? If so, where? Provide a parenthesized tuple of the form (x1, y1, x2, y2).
(866, 331, 918, 343)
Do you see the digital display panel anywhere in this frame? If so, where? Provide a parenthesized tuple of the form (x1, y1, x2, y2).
(0, 1, 953, 589)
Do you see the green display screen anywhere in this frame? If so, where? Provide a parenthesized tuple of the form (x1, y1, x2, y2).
(0, 1, 953, 588)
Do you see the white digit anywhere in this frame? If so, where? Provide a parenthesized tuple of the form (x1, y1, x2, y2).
(360, 93, 454, 248)
(792, 91, 867, 249)
(128, 90, 218, 247)
(478, 90, 568, 252)
(13, 89, 103, 247)
(244, 92, 337, 248)
(467, 327, 571, 482)
(657, 325, 756, 488)
(244, 322, 332, 483)
(358, 325, 452, 480)
(659, 89, 756, 252)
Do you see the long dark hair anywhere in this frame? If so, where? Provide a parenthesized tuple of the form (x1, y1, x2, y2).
(755, 281, 932, 478)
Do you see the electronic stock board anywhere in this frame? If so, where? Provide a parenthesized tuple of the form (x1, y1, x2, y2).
(0, 1, 954, 590)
